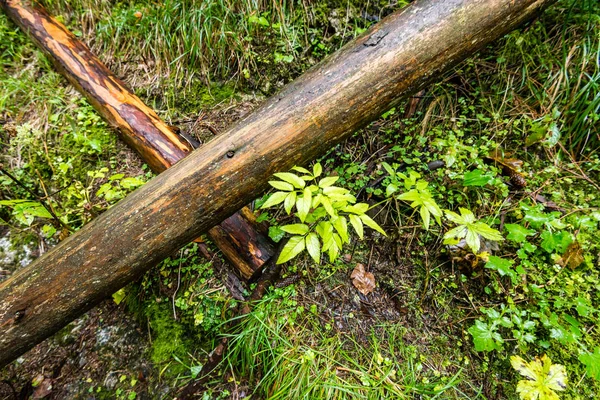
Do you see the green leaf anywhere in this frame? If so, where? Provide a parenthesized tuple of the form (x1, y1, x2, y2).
(579, 348, 600, 380)
(261, 191, 289, 208)
(273, 172, 305, 189)
(465, 229, 481, 252)
(112, 288, 126, 305)
(420, 206, 431, 231)
(277, 235, 306, 264)
(386, 183, 398, 197)
(305, 233, 321, 263)
(505, 224, 536, 243)
(540, 231, 573, 254)
(343, 203, 369, 214)
(332, 216, 349, 243)
(291, 166, 311, 175)
(485, 256, 518, 284)
(313, 163, 322, 177)
(280, 224, 309, 235)
(284, 191, 296, 214)
(269, 180, 294, 191)
(296, 188, 312, 222)
(321, 196, 336, 217)
(349, 214, 364, 239)
(463, 169, 494, 187)
(318, 176, 339, 188)
(120, 177, 145, 189)
(268, 226, 286, 242)
(359, 214, 386, 236)
(469, 320, 502, 352)
(471, 222, 504, 242)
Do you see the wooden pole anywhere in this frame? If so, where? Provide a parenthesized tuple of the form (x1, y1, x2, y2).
(0, 0, 554, 367)
(0, 0, 274, 280)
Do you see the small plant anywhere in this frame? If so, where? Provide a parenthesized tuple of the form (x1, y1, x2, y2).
(511, 354, 567, 400)
(261, 163, 385, 264)
(382, 162, 442, 230)
(443, 207, 503, 253)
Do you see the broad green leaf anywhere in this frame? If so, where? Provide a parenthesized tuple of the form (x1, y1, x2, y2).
(471, 222, 504, 242)
(261, 191, 289, 208)
(332, 216, 349, 243)
(284, 191, 296, 214)
(323, 186, 350, 196)
(269, 180, 294, 191)
(579, 348, 600, 380)
(268, 226, 285, 242)
(511, 355, 567, 400)
(468, 320, 502, 352)
(463, 169, 494, 187)
(277, 235, 306, 264)
(505, 224, 536, 243)
(359, 214, 386, 236)
(274, 172, 305, 189)
(485, 256, 518, 284)
(305, 233, 321, 263)
(120, 177, 145, 189)
(296, 188, 312, 222)
(540, 231, 573, 254)
(313, 163, 322, 177)
(280, 224, 309, 235)
(465, 229, 481, 252)
(349, 214, 364, 239)
(381, 162, 395, 177)
(386, 183, 398, 197)
(291, 166, 311, 174)
(343, 203, 369, 214)
(321, 196, 336, 217)
(318, 176, 339, 188)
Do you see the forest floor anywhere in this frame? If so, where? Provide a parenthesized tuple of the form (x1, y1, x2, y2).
(1, 1, 599, 399)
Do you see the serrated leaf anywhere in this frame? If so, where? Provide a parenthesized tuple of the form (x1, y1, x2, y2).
(261, 191, 288, 208)
(280, 224, 309, 235)
(469, 320, 502, 352)
(505, 224, 535, 243)
(284, 191, 296, 214)
(318, 176, 339, 188)
(305, 233, 321, 263)
(465, 229, 481, 252)
(579, 348, 600, 380)
(485, 256, 518, 284)
(511, 355, 567, 400)
(274, 172, 305, 189)
(349, 214, 364, 239)
(359, 214, 386, 236)
(277, 235, 306, 264)
(313, 163, 322, 177)
(269, 180, 294, 191)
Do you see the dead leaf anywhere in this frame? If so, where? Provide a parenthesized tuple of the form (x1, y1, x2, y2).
(558, 241, 584, 270)
(485, 148, 527, 188)
(31, 375, 52, 399)
(351, 263, 376, 295)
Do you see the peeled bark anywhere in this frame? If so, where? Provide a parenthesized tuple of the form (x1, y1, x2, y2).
(0, 0, 554, 367)
(0, 0, 274, 280)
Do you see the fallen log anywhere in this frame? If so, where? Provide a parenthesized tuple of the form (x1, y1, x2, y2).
(0, 0, 554, 367)
(0, 0, 274, 280)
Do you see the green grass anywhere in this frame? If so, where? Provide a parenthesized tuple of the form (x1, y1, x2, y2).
(223, 287, 471, 399)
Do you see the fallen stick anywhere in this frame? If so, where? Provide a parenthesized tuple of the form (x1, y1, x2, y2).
(0, 0, 274, 280)
(0, 0, 554, 367)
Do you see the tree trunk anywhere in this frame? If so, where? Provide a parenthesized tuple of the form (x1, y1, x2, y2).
(0, 0, 274, 280)
(0, 0, 554, 367)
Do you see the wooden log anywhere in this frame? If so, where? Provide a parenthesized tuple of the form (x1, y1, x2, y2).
(0, 0, 274, 280)
(0, 0, 554, 367)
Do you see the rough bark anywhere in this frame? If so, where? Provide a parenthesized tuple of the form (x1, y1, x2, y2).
(0, 0, 274, 280)
(0, 0, 554, 367)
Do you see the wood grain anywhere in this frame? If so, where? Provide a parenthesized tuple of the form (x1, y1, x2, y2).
(0, 0, 274, 279)
(0, 0, 553, 367)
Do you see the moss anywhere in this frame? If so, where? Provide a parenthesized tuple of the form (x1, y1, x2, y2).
(145, 302, 193, 376)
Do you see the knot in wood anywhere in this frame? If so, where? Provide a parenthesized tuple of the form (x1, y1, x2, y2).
(226, 150, 235, 158)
